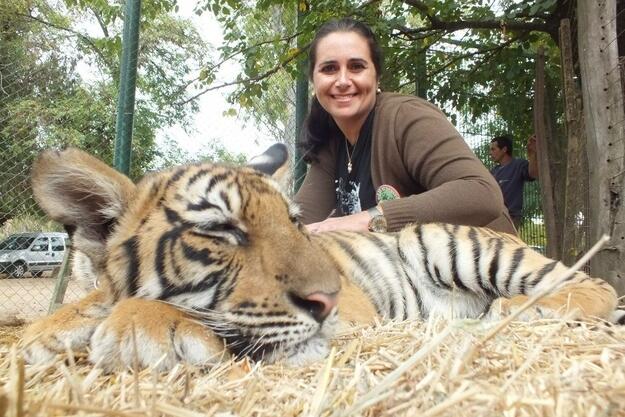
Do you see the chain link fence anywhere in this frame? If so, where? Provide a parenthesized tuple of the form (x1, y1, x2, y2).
(0, 47, 546, 324)
(456, 110, 546, 251)
(1, 14, 95, 321)
(8, 3, 614, 321)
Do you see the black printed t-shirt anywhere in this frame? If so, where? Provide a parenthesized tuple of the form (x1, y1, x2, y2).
(334, 111, 376, 216)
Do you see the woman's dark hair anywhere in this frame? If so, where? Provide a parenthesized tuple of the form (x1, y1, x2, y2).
(298, 18, 384, 163)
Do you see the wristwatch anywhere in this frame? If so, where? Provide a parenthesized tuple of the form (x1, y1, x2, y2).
(367, 206, 387, 232)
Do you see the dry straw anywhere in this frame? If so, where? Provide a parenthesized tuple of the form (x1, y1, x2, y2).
(1, 237, 625, 416)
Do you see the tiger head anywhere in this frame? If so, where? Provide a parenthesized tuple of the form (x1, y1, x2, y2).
(31, 145, 341, 364)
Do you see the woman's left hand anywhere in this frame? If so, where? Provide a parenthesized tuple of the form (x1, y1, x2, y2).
(306, 211, 370, 233)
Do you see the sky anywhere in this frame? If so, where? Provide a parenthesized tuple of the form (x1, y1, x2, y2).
(158, 4, 274, 159)
(76, 2, 275, 160)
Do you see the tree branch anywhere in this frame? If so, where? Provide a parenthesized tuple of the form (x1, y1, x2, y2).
(167, 31, 302, 104)
(173, 43, 308, 106)
(17, 12, 115, 71)
(460, 34, 528, 80)
(396, 32, 529, 92)
(215, 31, 301, 73)
(89, 7, 110, 38)
(401, 0, 442, 26)
(174, 0, 388, 104)
(401, 0, 552, 35)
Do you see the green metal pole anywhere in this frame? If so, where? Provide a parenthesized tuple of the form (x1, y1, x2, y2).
(415, 41, 428, 99)
(114, 0, 141, 175)
(293, 4, 309, 194)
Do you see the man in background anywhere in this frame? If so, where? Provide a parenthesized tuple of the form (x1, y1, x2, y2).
(489, 134, 538, 230)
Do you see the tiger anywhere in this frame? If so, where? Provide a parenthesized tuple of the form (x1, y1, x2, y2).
(22, 145, 623, 372)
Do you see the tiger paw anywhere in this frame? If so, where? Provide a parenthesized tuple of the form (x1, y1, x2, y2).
(23, 290, 111, 365)
(89, 298, 226, 372)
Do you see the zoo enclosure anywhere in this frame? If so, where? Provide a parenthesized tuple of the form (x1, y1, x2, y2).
(4, 0, 624, 319)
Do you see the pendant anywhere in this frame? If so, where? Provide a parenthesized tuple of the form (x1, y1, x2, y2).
(347, 161, 352, 174)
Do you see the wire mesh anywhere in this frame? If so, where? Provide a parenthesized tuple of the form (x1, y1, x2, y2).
(454, 110, 547, 250)
(0, 11, 93, 320)
(2, 1, 623, 320)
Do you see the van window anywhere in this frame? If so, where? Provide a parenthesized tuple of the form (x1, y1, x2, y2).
(0, 236, 35, 250)
(51, 237, 65, 251)
(31, 237, 49, 252)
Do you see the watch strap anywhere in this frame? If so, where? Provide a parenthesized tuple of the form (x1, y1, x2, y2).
(366, 206, 387, 232)
(367, 206, 382, 218)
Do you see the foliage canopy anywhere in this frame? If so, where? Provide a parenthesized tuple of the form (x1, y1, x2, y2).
(0, 0, 240, 225)
(193, 0, 569, 146)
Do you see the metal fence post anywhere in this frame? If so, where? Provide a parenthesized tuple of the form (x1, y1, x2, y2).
(415, 41, 428, 99)
(114, 0, 141, 175)
(293, 4, 309, 194)
(48, 0, 141, 312)
(48, 242, 72, 313)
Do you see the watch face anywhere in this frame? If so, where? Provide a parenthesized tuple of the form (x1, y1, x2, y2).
(368, 215, 387, 232)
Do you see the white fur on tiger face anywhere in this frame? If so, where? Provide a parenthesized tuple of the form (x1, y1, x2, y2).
(22, 146, 622, 371)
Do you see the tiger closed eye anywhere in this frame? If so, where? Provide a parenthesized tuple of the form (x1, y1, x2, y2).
(192, 222, 239, 235)
(211, 223, 239, 232)
(191, 223, 249, 246)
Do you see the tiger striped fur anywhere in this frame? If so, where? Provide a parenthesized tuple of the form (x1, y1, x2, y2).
(22, 145, 622, 371)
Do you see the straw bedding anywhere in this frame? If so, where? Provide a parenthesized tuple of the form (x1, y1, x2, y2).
(1, 316, 624, 417)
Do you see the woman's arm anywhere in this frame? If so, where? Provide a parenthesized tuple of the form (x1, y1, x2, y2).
(293, 150, 337, 225)
(380, 101, 504, 231)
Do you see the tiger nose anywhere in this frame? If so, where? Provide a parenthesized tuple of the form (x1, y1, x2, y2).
(289, 291, 338, 323)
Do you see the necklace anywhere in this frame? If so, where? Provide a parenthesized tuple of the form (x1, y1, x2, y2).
(345, 138, 355, 174)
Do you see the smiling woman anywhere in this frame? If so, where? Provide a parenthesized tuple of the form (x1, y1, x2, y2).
(295, 18, 516, 236)
(311, 30, 379, 143)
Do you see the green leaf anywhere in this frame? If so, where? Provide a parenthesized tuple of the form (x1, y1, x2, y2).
(223, 108, 238, 117)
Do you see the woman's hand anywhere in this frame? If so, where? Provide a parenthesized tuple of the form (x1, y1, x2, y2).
(306, 210, 371, 233)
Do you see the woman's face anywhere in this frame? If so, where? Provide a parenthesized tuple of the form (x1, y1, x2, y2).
(312, 31, 378, 134)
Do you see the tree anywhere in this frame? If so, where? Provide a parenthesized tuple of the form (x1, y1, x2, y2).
(0, 1, 84, 227)
(6, 0, 216, 172)
(0, 0, 219, 227)
(578, 0, 625, 295)
(192, 0, 568, 134)
(232, 5, 298, 145)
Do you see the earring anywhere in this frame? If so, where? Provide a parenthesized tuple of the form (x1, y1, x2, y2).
(377, 87, 382, 93)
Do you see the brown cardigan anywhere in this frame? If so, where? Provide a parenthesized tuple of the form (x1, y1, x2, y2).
(294, 93, 516, 234)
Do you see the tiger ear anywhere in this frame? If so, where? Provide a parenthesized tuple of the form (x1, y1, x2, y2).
(31, 148, 136, 260)
(247, 143, 290, 186)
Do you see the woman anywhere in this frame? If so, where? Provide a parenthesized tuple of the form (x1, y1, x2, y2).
(295, 18, 515, 234)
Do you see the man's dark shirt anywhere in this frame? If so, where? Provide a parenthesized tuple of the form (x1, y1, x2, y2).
(490, 158, 535, 218)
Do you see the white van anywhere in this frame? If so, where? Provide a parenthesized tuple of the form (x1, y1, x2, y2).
(0, 232, 69, 278)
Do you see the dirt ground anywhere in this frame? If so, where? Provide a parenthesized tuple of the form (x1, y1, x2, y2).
(0, 275, 87, 323)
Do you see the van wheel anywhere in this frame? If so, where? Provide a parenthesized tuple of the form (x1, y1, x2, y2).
(10, 262, 27, 279)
